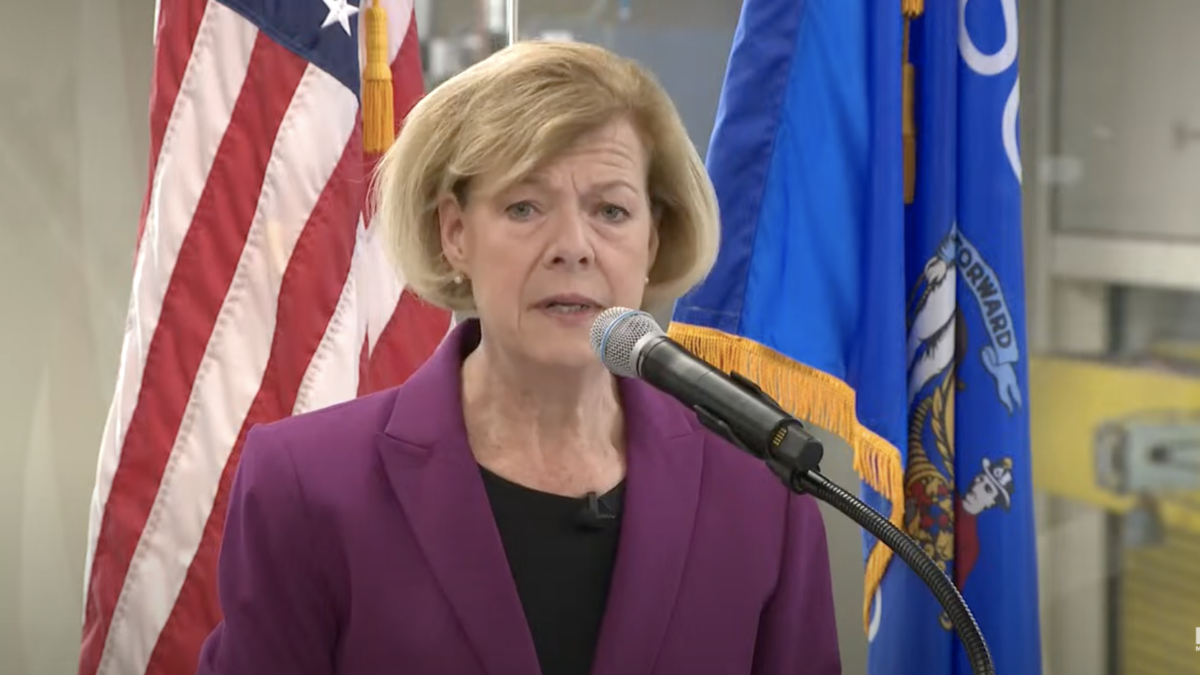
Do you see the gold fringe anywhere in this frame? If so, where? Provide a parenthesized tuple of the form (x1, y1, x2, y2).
(667, 323, 906, 635)
(902, 0, 923, 17)
(362, 0, 394, 156)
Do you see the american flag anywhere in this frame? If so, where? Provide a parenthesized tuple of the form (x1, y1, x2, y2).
(77, 1, 451, 673)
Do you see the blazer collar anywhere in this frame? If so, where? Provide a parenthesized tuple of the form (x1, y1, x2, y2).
(590, 372, 705, 675)
(377, 319, 705, 675)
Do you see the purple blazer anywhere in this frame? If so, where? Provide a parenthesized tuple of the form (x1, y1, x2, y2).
(196, 320, 841, 675)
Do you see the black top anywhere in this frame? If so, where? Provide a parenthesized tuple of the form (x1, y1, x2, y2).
(479, 466, 625, 675)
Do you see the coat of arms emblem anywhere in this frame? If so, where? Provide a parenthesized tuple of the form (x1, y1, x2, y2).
(905, 225, 1020, 629)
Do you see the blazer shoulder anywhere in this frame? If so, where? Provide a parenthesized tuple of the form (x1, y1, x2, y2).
(693, 418, 786, 494)
(243, 386, 401, 478)
(635, 383, 786, 493)
(687, 399, 828, 541)
(635, 382, 819, 511)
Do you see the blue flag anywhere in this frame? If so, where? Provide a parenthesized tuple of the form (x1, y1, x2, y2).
(668, 0, 1042, 673)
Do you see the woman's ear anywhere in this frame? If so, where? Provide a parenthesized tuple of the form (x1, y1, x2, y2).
(646, 220, 661, 279)
(437, 194, 468, 273)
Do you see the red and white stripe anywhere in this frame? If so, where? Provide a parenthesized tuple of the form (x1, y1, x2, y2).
(78, 2, 450, 674)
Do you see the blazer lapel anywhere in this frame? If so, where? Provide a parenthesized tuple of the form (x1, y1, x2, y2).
(375, 322, 541, 675)
(590, 378, 705, 675)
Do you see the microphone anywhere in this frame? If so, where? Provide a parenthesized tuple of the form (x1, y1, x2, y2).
(589, 307, 824, 478)
(589, 307, 997, 675)
(575, 491, 618, 531)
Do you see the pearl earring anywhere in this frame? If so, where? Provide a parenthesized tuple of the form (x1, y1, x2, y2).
(453, 274, 464, 285)
(644, 276, 650, 285)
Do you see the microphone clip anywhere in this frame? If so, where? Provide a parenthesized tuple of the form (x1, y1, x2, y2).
(692, 371, 825, 494)
(575, 491, 618, 531)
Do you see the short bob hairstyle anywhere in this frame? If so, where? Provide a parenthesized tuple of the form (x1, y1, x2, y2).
(373, 40, 721, 312)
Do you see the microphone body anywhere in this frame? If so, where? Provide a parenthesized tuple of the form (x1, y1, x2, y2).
(635, 333, 792, 459)
(592, 308, 823, 474)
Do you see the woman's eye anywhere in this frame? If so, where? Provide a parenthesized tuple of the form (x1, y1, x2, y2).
(505, 201, 536, 220)
(599, 204, 630, 222)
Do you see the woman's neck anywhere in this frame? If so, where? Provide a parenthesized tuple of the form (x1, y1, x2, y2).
(459, 339, 625, 489)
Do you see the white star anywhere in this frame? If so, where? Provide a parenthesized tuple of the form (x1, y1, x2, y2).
(321, 0, 359, 36)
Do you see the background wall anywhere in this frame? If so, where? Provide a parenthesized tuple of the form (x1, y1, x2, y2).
(1053, 0, 1200, 242)
(0, 0, 151, 672)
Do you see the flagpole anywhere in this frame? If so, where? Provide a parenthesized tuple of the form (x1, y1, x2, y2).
(506, 0, 518, 46)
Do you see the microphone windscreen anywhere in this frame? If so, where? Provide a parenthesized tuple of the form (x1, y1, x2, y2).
(590, 307, 662, 377)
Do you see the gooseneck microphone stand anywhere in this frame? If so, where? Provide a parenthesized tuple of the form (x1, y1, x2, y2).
(694, 372, 996, 675)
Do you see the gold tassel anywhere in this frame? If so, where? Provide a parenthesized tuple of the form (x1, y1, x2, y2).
(362, 0, 394, 156)
(903, 21, 916, 204)
(902, 0, 923, 205)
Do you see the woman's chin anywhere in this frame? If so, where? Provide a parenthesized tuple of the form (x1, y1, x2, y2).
(523, 341, 607, 374)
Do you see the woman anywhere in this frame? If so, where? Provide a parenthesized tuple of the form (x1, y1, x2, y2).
(197, 40, 841, 675)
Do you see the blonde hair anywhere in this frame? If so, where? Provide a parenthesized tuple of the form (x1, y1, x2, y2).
(373, 40, 720, 312)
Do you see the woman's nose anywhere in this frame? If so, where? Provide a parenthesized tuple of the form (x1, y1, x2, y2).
(545, 209, 595, 269)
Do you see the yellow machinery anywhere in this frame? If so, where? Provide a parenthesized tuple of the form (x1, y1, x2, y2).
(1031, 350, 1200, 675)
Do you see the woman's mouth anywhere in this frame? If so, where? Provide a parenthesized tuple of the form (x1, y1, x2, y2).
(534, 294, 605, 320)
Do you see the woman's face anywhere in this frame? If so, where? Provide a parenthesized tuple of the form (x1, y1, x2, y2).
(438, 118, 659, 371)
